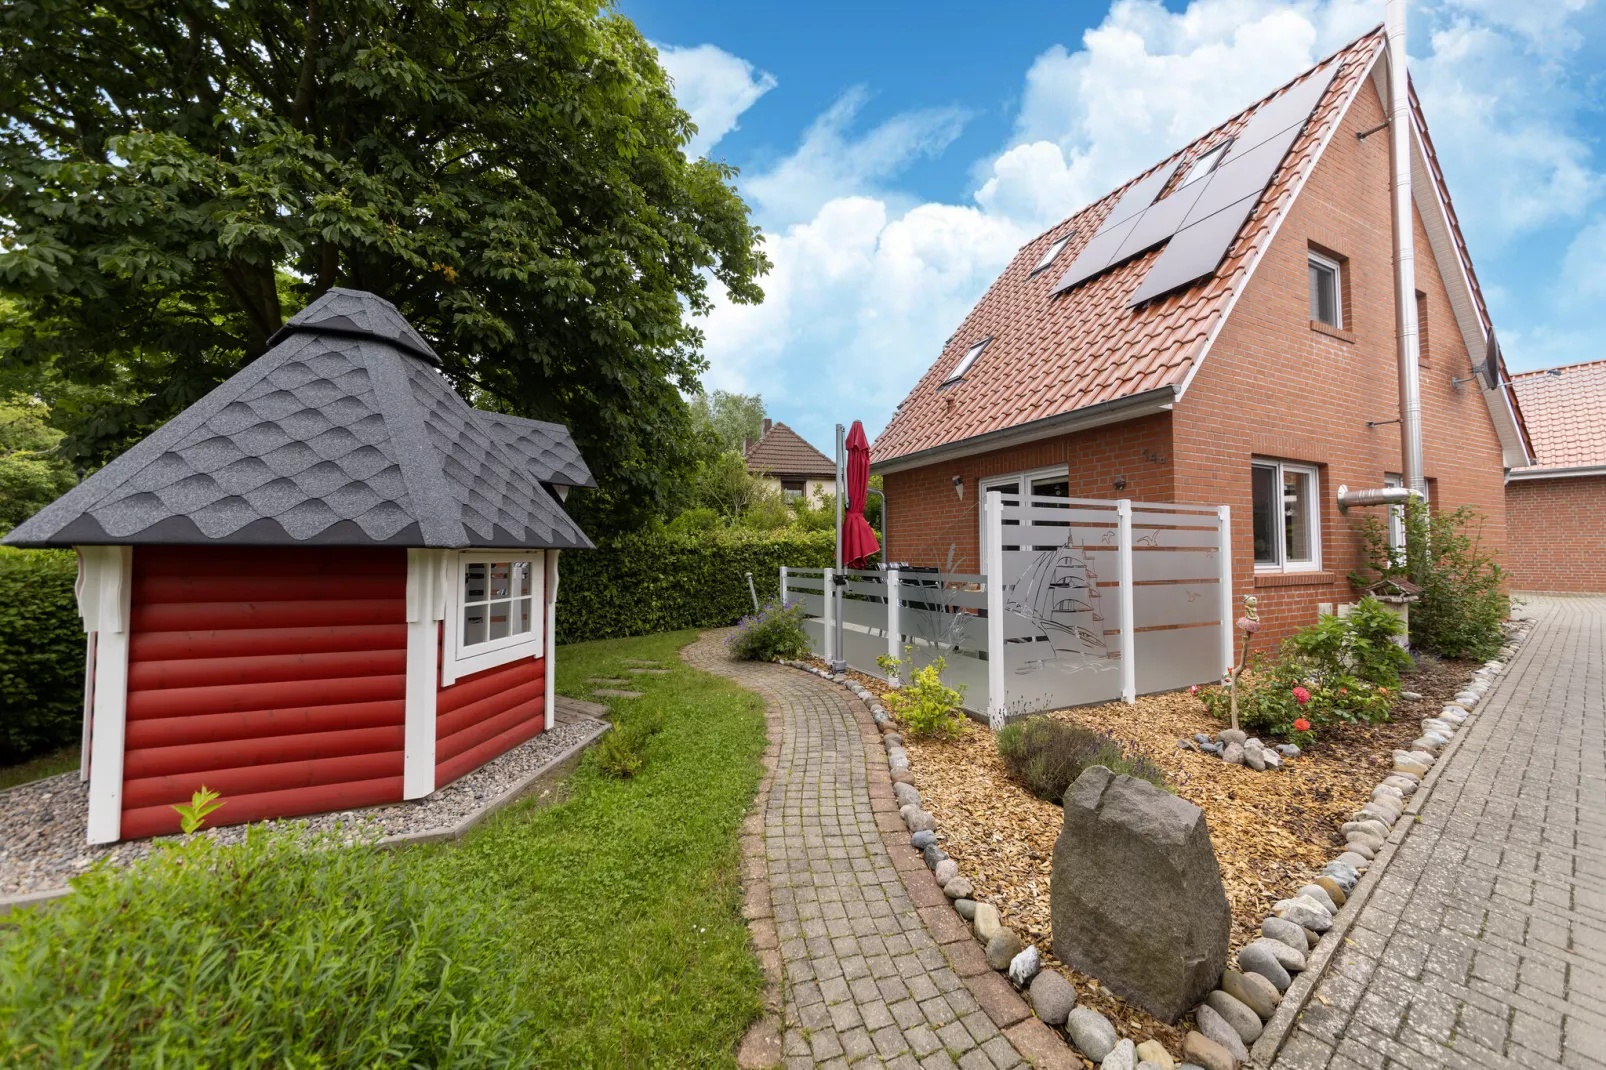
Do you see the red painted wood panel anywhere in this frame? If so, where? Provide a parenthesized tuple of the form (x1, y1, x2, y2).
(121, 777, 404, 840)
(433, 647, 545, 789)
(122, 546, 408, 836)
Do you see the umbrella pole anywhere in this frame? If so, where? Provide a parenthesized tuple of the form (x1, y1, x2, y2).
(833, 422, 846, 673)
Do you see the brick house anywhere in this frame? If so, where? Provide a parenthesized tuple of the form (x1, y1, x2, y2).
(1505, 361, 1606, 593)
(744, 419, 837, 502)
(872, 28, 1531, 648)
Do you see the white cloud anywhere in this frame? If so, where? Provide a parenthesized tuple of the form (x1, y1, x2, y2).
(690, 0, 1603, 443)
(656, 43, 776, 158)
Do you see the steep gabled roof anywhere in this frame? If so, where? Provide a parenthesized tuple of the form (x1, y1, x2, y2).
(5, 289, 593, 550)
(744, 422, 835, 478)
(1508, 360, 1606, 474)
(873, 31, 1387, 468)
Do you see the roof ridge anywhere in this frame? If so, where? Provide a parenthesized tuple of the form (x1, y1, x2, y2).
(1511, 357, 1606, 380)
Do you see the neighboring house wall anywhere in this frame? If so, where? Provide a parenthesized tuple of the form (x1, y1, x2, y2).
(1505, 477, 1606, 593)
(755, 475, 836, 501)
(1173, 76, 1507, 648)
(121, 546, 409, 839)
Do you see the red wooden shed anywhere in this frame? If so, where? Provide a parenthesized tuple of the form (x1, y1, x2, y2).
(4, 289, 594, 843)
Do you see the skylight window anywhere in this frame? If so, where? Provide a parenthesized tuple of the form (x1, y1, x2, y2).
(1181, 141, 1230, 187)
(941, 338, 991, 386)
(1030, 234, 1073, 276)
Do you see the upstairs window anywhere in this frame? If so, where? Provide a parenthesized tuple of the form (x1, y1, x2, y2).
(1252, 460, 1321, 572)
(1030, 234, 1073, 276)
(941, 338, 991, 386)
(1181, 142, 1230, 187)
(1309, 251, 1342, 328)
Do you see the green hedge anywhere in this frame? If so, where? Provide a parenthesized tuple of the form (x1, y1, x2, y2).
(557, 528, 834, 643)
(0, 547, 83, 764)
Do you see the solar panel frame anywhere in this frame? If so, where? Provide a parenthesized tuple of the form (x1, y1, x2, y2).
(1051, 215, 1142, 294)
(1111, 180, 1207, 264)
(1098, 159, 1182, 233)
(1230, 62, 1339, 156)
(1125, 193, 1260, 307)
(1179, 122, 1303, 230)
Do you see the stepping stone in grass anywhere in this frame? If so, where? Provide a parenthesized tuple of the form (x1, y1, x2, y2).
(588, 678, 630, 685)
(622, 659, 663, 665)
(626, 667, 671, 675)
(592, 689, 644, 699)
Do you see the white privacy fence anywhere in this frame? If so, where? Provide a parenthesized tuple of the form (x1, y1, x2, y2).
(784, 493, 1232, 725)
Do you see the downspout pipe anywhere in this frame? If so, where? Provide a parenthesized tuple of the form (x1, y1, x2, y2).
(1387, 0, 1426, 498)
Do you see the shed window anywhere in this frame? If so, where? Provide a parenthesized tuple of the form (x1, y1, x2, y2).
(1309, 252, 1342, 328)
(942, 338, 991, 386)
(1252, 460, 1320, 572)
(448, 551, 545, 680)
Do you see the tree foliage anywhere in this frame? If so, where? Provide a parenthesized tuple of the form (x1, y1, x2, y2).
(690, 389, 765, 454)
(0, 395, 76, 533)
(0, 0, 767, 531)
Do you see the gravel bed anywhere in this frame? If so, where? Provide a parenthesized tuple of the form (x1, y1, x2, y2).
(0, 717, 605, 898)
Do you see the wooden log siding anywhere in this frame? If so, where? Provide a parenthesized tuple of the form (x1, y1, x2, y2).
(434, 621, 545, 789)
(119, 546, 409, 839)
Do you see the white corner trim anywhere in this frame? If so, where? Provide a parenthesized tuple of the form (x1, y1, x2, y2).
(77, 545, 131, 846)
(1176, 41, 1384, 404)
(404, 548, 450, 799)
(544, 549, 559, 732)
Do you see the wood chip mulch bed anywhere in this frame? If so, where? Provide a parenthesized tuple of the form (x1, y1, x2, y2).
(819, 654, 1475, 1059)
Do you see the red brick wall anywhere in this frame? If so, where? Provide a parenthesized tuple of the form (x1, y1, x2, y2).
(882, 77, 1511, 653)
(883, 413, 1174, 572)
(1505, 477, 1606, 592)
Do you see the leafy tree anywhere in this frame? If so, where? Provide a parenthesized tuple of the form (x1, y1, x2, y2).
(690, 389, 765, 454)
(0, 0, 767, 532)
(693, 450, 768, 520)
(0, 396, 77, 533)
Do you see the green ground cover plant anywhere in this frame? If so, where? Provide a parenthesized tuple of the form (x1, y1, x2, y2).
(876, 652, 967, 740)
(0, 630, 768, 1069)
(0, 745, 78, 791)
(727, 598, 811, 661)
(996, 717, 1168, 803)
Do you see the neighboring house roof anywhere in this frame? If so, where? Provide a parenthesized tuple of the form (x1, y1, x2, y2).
(744, 422, 836, 478)
(1507, 360, 1606, 477)
(872, 28, 1531, 471)
(5, 289, 593, 550)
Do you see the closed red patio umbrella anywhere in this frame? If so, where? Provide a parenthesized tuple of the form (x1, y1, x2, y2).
(841, 420, 879, 567)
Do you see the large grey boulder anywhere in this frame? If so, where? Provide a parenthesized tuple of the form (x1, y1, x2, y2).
(1051, 766, 1231, 1022)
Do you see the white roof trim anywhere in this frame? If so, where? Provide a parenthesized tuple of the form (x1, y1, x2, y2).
(1506, 463, 1606, 482)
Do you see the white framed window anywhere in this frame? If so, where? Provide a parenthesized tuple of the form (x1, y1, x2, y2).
(444, 551, 545, 680)
(1252, 460, 1321, 572)
(1309, 251, 1342, 328)
(1181, 141, 1230, 187)
(941, 338, 991, 386)
(980, 465, 1070, 562)
(1030, 235, 1072, 276)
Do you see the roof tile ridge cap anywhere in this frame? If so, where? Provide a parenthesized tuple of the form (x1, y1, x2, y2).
(4, 332, 314, 546)
(1511, 358, 1606, 379)
(364, 345, 469, 548)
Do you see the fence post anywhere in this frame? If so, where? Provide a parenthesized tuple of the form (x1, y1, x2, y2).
(1216, 506, 1233, 681)
(885, 567, 901, 686)
(822, 567, 835, 666)
(779, 566, 789, 607)
(1117, 499, 1136, 704)
(985, 492, 1007, 729)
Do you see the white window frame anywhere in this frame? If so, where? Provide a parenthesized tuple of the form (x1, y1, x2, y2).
(979, 465, 1070, 563)
(1252, 460, 1322, 573)
(1308, 251, 1342, 328)
(1029, 235, 1072, 276)
(942, 338, 991, 386)
(442, 550, 545, 683)
(1181, 141, 1230, 187)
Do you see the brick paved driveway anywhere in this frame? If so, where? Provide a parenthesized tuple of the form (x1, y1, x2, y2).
(1273, 594, 1606, 1069)
(685, 635, 1035, 1070)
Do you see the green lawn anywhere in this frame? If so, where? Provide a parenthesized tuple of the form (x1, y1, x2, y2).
(428, 629, 768, 1067)
(0, 745, 78, 791)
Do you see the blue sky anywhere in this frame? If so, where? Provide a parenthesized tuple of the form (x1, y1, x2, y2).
(623, 0, 1606, 454)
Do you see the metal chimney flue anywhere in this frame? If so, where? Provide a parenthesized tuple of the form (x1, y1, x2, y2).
(1387, 0, 1426, 499)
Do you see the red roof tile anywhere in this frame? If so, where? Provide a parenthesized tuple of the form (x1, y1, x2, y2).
(744, 422, 836, 478)
(1509, 360, 1606, 471)
(873, 30, 1387, 466)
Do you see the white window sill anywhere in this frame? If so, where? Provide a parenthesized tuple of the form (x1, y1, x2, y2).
(448, 636, 542, 681)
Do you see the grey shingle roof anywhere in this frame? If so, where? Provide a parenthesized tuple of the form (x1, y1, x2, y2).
(478, 412, 596, 489)
(5, 289, 593, 550)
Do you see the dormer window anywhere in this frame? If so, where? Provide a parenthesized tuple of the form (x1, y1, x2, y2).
(941, 338, 991, 386)
(1181, 141, 1230, 187)
(1030, 234, 1073, 277)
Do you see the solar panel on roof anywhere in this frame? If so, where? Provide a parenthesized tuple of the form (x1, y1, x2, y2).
(1051, 215, 1142, 294)
(1179, 123, 1303, 229)
(1231, 62, 1339, 155)
(1100, 159, 1181, 233)
(1125, 193, 1259, 307)
(1111, 179, 1206, 263)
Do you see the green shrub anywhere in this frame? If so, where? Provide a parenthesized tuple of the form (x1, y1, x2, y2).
(877, 653, 967, 740)
(0, 547, 84, 764)
(996, 717, 1166, 803)
(0, 830, 529, 1067)
(1354, 499, 1508, 660)
(727, 598, 811, 661)
(597, 726, 645, 778)
(666, 507, 720, 534)
(1286, 596, 1413, 689)
(556, 528, 833, 643)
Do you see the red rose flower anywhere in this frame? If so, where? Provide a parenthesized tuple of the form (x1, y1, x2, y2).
(1292, 686, 1311, 705)
(1189, 684, 1200, 696)
(1294, 718, 1311, 732)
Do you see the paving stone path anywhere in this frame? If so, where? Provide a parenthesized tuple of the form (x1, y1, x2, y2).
(684, 634, 1051, 1070)
(1273, 594, 1606, 1070)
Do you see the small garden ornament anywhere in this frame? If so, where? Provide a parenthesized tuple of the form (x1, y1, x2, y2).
(1227, 596, 1260, 735)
